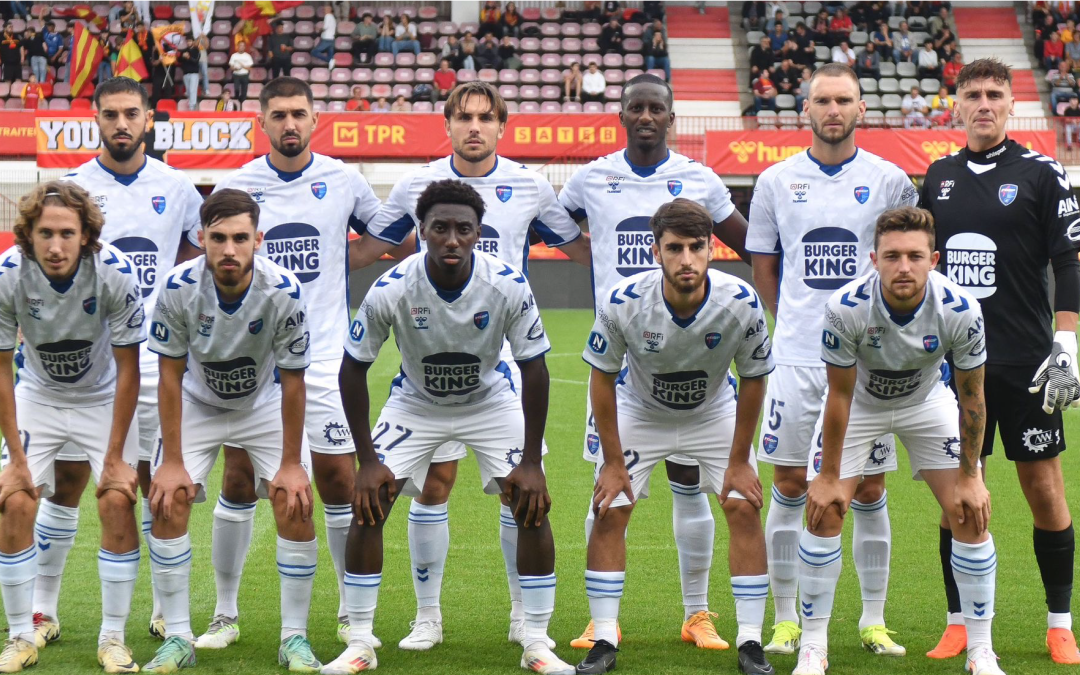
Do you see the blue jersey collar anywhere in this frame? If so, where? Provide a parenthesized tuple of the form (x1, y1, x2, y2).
(806, 148, 858, 177)
(266, 153, 315, 183)
(450, 155, 499, 178)
(624, 149, 671, 178)
(664, 276, 711, 328)
(96, 156, 147, 186)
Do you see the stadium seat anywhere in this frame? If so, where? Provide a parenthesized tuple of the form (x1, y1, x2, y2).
(198, 99, 218, 111)
(521, 53, 541, 68)
(541, 22, 560, 37)
(878, 78, 899, 93)
(520, 69, 540, 83)
(352, 67, 373, 82)
(208, 52, 228, 67)
(395, 52, 417, 67)
(211, 19, 230, 35)
(153, 4, 172, 20)
(71, 97, 93, 110)
(434, 100, 445, 112)
(505, 100, 519, 112)
(214, 3, 233, 18)
(457, 69, 477, 83)
(52, 82, 69, 97)
(371, 83, 391, 98)
(247, 83, 263, 98)
(438, 21, 457, 36)
(624, 53, 644, 68)
(335, 37, 352, 52)
(561, 54, 582, 67)
(49, 98, 69, 110)
(520, 37, 541, 53)
(521, 7, 541, 21)
(582, 22, 602, 37)
(499, 84, 519, 100)
(814, 45, 830, 61)
(499, 69, 520, 84)
(921, 78, 940, 93)
(373, 68, 394, 82)
(156, 99, 177, 111)
(174, 4, 191, 20)
(747, 31, 765, 44)
(757, 110, 778, 127)
(242, 99, 261, 111)
(419, 6, 439, 20)
(290, 67, 311, 81)
(864, 110, 886, 126)
(624, 68, 644, 80)
(622, 23, 643, 37)
(540, 6, 561, 21)
(602, 54, 623, 68)
(478, 68, 498, 83)
(776, 94, 796, 109)
(582, 37, 600, 53)
(352, 84, 371, 98)
(582, 53, 603, 67)
(623, 37, 643, 52)
(909, 16, 928, 29)
(583, 101, 604, 113)
(291, 52, 312, 67)
(562, 22, 582, 37)
(540, 53, 561, 68)
(295, 21, 315, 36)
(604, 85, 622, 101)
(329, 84, 350, 100)
(417, 52, 437, 67)
(879, 62, 896, 77)
(540, 101, 561, 112)
(391, 84, 412, 99)
(860, 78, 878, 93)
(519, 101, 540, 112)
(520, 84, 540, 100)
(210, 36, 230, 51)
(540, 37, 561, 53)
(415, 68, 435, 83)
(4, 99, 23, 109)
(888, 15, 904, 29)
(604, 102, 621, 113)
(331, 68, 352, 83)
(208, 66, 226, 83)
(249, 67, 268, 83)
(779, 110, 800, 127)
(885, 110, 904, 127)
(459, 21, 479, 34)
(327, 101, 346, 112)
(399, 7, 418, 19)
(563, 101, 583, 113)
(898, 77, 920, 92)
(540, 85, 561, 100)
(863, 93, 882, 109)
(413, 101, 434, 112)
(881, 93, 903, 109)
(338, 21, 355, 36)
(395, 67, 416, 83)
(374, 53, 394, 67)
(562, 37, 582, 52)
(804, 1, 823, 13)
(540, 69, 562, 84)
(296, 4, 316, 19)
(604, 70, 624, 84)
(849, 31, 868, 45)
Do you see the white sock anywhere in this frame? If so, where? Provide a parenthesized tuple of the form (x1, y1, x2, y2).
(0, 545, 37, 642)
(851, 491, 890, 630)
(797, 530, 842, 652)
(148, 533, 193, 640)
(732, 574, 769, 647)
(141, 498, 161, 620)
(210, 496, 255, 620)
(586, 570, 624, 646)
(766, 486, 805, 625)
(947, 612, 965, 626)
(671, 482, 713, 619)
(407, 500, 448, 622)
(499, 504, 523, 621)
(98, 548, 139, 643)
(520, 574, 555, 648)
(951, 536, 996, 654)
(1049, 612, 1073, 630)
(277, 537, 316, 641)
(344, 573, 381, 646)
(323, 503, 353, 620)
(33, 500, 78, 619)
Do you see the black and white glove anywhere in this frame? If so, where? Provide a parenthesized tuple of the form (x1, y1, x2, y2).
(1029, 330, 1080, 414)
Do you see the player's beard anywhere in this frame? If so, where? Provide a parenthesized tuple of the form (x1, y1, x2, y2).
(809, 114, 857, 145)
(102, 127, 147, 163)
(214, 257, 254, 288)
(662, 265, 702, 296)
(452, 136, 495, 165)
(272, 131, 310, 158)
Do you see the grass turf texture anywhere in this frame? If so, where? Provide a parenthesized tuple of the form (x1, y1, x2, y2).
(9, 308, 1080, 674)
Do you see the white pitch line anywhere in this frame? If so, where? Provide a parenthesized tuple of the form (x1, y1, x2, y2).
(551, 378, 587, 386)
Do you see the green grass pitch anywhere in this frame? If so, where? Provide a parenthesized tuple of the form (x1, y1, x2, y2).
(13, 308, 1080, 674)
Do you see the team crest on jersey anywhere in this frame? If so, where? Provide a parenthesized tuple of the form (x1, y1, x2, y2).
(813, 450, 823, 473)
(923, 335, 939, 352)
(310, 182, 327, 199)
(606, 175, 624, 193)
(854, 186, 870, 204)
(586, 434, 600, 455)
(762, 434, 778, 454)
(248, 318, 263, 335)
(473, 311, 489, 330)
(998, 183, 1018, 205)
(667, 180, 683, 196)
(246, 187, 266, 203)
(705, 332, 721, 349)
(151, 196, 166, 214)
(495, 185, 513, 202)
(82, 296, 97, 315)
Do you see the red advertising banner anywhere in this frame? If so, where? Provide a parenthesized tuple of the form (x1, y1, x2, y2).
(0, 111, 37, 155)
(705, 128, 1059, 176)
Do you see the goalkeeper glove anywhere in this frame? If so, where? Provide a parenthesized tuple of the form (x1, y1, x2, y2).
(1029, 330, 1080, 413)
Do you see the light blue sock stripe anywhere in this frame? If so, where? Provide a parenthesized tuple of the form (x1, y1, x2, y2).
(584, 576, 625, 584)
(149, 550, 191, 567)
(217, 496, 257, 510)
(850, 494, 888, 512)
(344, 573, 381, 587)
(34, 524, 77, 536)
(409, 516, 449, 524)
(669, 481, 701, 496)
(586, 589, 623, 597)
(98, 549, 140, 562)
(279, 570, 316, 578)
(799, 551, 842, 567)
(277, 562, 317, 570)
(323, 504, 354, 513)
(0, 549, 37, 566)
(771, 485, 806, 507)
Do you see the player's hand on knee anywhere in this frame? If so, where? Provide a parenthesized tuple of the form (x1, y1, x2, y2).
(954, 475, 991, 535)
(0, 462, 36, 512)
(271, 462, 313, 522)
(593, 463, 634, 520)
(504, 462, 550, 527)
(720, 461, 763, 509)
(354, 462, 396, 526)
(806, 475, 846, 531)
(96, 458, 138, 504)
(149, 462, 195, 521)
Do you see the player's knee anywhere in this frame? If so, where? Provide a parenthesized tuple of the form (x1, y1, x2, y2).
(97, 488, 133, 516)
(853, 477, 885, 504)
(722, 495, 759, 521)
(51, 461, 91, 505)
(419, 467, 455, 504)
(1, 490, 37, 522)
(221, 464, 258, 503)
(772, 471, 808, 500)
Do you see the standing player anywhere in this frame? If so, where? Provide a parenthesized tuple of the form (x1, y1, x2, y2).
(578, 200, 775, 675)
(32, 76, 203, 647)
(919, 58, 1080, 663)
(322, 180, 572, 675)
(797, 207, 1002, 675)
(558, 73, 751, 649)
(199, 76, 385, 649)
(143, 189, 319, 673)
(0, 182, 145, 673)
(746, 63, 916, 656)
(350, 81, 591, 650)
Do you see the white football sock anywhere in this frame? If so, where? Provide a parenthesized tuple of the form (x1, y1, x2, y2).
(33, 500, 78, 620)
(951, 536, 996, 654)
(210, 495, 255, 620)
(407, 500, 448, 622)
(671, 482, 713, 619)
(520, 574, 556, 648)
(323, 503, 352, 620)
(798, 531, 842, 652)
(277, 536, 316, 641)
(98, 548, 139, 643)
(141, 497, 162, 620)
(0, 545, 37, 642)
(1049, 612, 1073, 630)
(148, 533, 192, 640)
(344, 573, 380, 646)
(586, 570, 624, 646)
(732, 574, 769, 647)
(499, 504, 523, 621)
(766, 486, 805, 625)
(851, 491, 890, 630)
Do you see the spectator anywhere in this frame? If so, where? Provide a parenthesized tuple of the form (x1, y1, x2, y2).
(893, 21, 914, 62)
(371, 95, 390, 112)
(582, 61, 606, 102)
(939, 41, 956, 65)
(828, 8, 854, 46)
(479, 1, 502, 39)
(933, 25, 956, 57)
(1068, 31, 1080, 62)
(1036, 13, 1057, 61)
(268, 21, 293, 78)
(563, 61, 582, 101)
(346, 85, 370, 111)
(118, 1, 140, 30)
(742, 1, 763, 31)
(24, 26, 46, 84)
(134, 24, 152, 75)
(228, 40, 253, 103)
(1045, 31, 1066, 70)
(460, 32, 478, 70)
(477, 33, 501, 69)
(791, 22, 816, 67)
(377, 16, 395, 53)
(600, 17, 624, 54)
(216, 87, 239, 111)
(809, 9, 830, 46)
(645, 30, 670, 81)
(433, 58, 456, 101)
(769, 21, 788, 57)
(795, 66, 811, 110)
(393, 14, 420, 56)
(753, 71, 777, 112)
(179, 36, 201, 110)
(1048, 59, 1078, 109)
(311, 4, 337, 67)
(942, 51, 964, 92)
(928, 6, 950, 36)
(901, 85, 930, 128)
(391, 93, 411, 111)
(831, 40, 856, 67)
(503, 2, 522, 38)
(1064, 18, 1077, 44)
(20, 73, 44, 109)
(42, 21, 64, 81)
(1063, 94, 1080, 147)
(750, 35, 774, 79)
(766, 9, 788, 34)
(331, 0, 349, 23)
(917, 39, 941, 78)
(441, 35, 463, 69)
(59, 25, 74, 84)
(643, 0, 664, 22)
(351, 13, 378, 64)
(643, 18, 666, 45)
(929, 85, 954, 126)
(871, 20, 893, 62)
(1, 25, 21, 84)
(856, 41, 882, 79)
(195, 35, 209, 94)
(498, 35, 521, 70)
(602, 1, 621, 23)
(97, 36, 114, 84)
(773, 56, 798, 95)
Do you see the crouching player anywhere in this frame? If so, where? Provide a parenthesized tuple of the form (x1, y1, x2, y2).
(323, 180, 573, 675)
(578, 199, 775, 675)
(796, 207, 1002, 675)
(0, 182, 145, 672)
(144, 189, 319, 673)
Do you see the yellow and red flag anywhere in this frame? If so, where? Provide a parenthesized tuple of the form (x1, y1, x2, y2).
(53, 5, 108, 32)
(115, 30, 150, 81)
(69, 22, 103, 97)
(236, 1, 303, 38)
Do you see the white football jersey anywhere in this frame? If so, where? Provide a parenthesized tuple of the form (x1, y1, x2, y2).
(583, 268, 773, 421)
(213, 153, 382, 361)
(364, 155, 583, 272)
(559, 150, 736, 311)
(346, 251, 550, 410)
(821, 270, 985, 408)
(747, 149, 918, 367)
(149, 256, 310, 410)
(0, 244, 145, 407)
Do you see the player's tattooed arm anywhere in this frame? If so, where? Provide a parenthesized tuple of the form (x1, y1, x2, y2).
(0, 349, 35, 508)
(955, 365, 987, 479)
